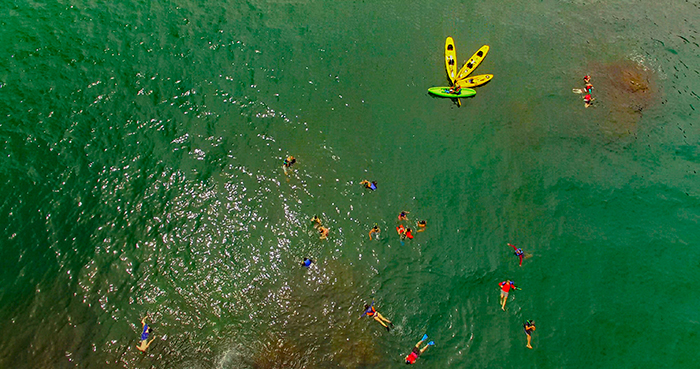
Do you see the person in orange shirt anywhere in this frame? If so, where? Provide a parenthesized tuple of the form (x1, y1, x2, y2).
(359, 302, 393, 331)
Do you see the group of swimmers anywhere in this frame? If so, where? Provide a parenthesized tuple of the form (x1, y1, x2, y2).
(135, 155, 535, 360)
(580, 75, 595, 108)
(499, 243, 537, 349)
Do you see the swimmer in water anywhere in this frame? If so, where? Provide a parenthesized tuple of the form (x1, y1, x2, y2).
(405, 227, 414, 240)
(369, 224, 380, 240)
(499, 280, 520, 311)
(282, 155, 296, 175)
(360, 180, 377, 191)
(396, 224, 406, 240)
(136, 316, 156, 352)
(359, 302, 394, 331)
(524, 320, 536, 349)
(311, 215, 322, 229)
(398, 211, 409, 221)
(319, 226, 329, 240)
(508, 243, 524, 266)
(301, 258, 315, 268)
(416, 220, 427, 232)
(584, 93, 595, 108)
(405, 334, 434, 364)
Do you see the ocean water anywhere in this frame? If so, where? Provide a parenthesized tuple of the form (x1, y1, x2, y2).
(0, 0, 698, 368)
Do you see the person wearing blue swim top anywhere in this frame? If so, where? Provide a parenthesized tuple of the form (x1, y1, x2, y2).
(136, 316, 156, 352)
(359, 301, 393, 331)
(360, 180, 377, 191)
(301, 258, 314, 268)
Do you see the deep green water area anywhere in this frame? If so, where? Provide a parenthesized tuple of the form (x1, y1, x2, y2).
(0, 0, 699, 368)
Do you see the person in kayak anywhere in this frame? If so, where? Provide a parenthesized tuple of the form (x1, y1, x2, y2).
(508, 243, 525, 266)
(416, 220, 427, 232)
(405, 334, 434, 364)
(136, 316, 156, 352)
(369, 224, 380, 240)
(301, 258, 314, 268)
(360, 180, 377, 191)
(524, 320, 536, 349)
(499, 280, 520, 311)
(449, 84, 462, 95)
(359, 302, 393, 331)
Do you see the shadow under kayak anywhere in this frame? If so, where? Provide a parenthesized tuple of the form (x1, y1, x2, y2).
(428, 87, 477, 98)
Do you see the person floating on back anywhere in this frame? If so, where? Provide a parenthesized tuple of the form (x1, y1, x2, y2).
(359, 301, 393, 331)
(360, 180, 377, 191)
(369, 224, 380, 240)
(499, 280, 520, 311)
(508, 243, 525, 266)
(282, 155, 296, 175)
(136, 316, 156, 352)
(405, 334, 434, 364)
(524, 320, 536, 349)
(301, 258, 314, 268)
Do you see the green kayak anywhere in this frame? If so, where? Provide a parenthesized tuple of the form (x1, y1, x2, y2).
(428, 86, 476, 98)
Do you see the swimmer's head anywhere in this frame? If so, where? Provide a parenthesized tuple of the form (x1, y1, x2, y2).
(364, 304, 370, 310)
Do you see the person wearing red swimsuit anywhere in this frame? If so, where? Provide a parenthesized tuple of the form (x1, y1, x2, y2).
(499, 280, 519, 311)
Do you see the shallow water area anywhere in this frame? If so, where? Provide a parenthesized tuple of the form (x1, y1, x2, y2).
(0, 0, 699, 368)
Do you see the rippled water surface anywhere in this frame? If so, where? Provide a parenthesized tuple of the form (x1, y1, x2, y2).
(0, 0, 698, 368)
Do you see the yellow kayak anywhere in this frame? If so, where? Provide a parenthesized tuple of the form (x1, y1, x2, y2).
(456, 74, 493, 88)
(445, 37, 457, 84)
(456, 45, 489, 80)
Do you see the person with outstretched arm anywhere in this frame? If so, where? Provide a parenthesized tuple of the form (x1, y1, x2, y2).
(508, 243, 524, 266)
(405, 334, 434, 364)
(136, 316, 156, 352)
(499, 280, 520, 311)
(359, 301, 393, 331)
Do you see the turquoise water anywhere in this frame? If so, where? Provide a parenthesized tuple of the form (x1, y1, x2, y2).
(0, 0, 699, 368)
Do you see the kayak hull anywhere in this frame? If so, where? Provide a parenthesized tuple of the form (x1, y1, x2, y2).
(456, 74, 493, 88)
(445, 37, 457, 84)
(457, 45, 490, 80)
(428, 87, 477, 98)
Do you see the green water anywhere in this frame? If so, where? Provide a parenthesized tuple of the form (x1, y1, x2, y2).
(1, 0, 699, 368)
